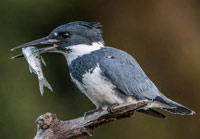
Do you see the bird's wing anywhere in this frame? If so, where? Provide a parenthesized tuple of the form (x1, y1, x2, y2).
(99, 49, 160, 100)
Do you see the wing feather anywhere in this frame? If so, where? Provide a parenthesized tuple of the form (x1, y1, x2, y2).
(99, 49, 160, 100)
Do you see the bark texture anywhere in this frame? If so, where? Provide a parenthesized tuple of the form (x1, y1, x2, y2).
(34, 100, 148, 139)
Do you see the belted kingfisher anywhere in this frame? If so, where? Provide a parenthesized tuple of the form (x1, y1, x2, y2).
(12, 21, 195, 118)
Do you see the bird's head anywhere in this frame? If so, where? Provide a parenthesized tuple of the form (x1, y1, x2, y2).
(11, 21, 104, 54)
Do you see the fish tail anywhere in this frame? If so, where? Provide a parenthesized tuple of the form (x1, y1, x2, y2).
(39, 78, 53, 95)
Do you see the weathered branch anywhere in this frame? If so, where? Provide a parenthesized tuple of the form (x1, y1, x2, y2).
(34, 100, 148, 139)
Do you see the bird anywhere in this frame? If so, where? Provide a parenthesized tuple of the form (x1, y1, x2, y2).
(11, 21, 195, 118)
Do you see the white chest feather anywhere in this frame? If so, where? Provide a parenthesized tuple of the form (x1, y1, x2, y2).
(64, 42, 104, 65)
(70, 65, 125, 109)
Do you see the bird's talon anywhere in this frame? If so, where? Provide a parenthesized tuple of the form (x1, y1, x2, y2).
(108, 103, 119, 113)
(83, 112, 89, 119)
(84, 108, 102, 119)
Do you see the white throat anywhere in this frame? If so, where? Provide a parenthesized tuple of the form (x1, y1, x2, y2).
(64, 42, 104, 65)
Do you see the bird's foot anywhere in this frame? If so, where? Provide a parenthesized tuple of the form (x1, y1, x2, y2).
(84, 108, 102, 119)
(107, 103, 119, 113)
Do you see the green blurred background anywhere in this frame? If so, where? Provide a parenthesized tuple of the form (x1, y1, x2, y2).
(0, 0, 200, 138)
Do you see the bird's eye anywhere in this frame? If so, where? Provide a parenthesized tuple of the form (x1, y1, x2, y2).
(52, 32, 70, 39)
(61, 32, 70, 38)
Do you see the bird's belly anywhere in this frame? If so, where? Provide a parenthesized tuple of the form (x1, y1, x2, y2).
(70, 66, 127, 109)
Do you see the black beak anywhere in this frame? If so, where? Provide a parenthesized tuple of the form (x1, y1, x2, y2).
(10, 36, 64, 59)
(10, 45, 61, 59)
(10, 47, 45, 59)
(10, 36, 59, 51)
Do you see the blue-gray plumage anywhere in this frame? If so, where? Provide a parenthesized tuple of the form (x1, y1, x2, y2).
(12, 21, 195, 118)
(69, 47, 154, 99)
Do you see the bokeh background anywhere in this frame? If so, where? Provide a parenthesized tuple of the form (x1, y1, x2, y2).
(0, 0, 200, 138)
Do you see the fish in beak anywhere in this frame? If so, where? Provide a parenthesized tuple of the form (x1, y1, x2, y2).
(10, 36, 64, 59)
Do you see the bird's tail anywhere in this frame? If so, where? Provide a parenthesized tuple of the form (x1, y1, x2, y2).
(39, 78, 53, 95)
(155, 95, 195, 115)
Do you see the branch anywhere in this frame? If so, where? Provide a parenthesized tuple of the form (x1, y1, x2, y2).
(34, 100, 148, 139)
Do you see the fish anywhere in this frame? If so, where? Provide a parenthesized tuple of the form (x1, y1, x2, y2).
(22, 46, 53, 95)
